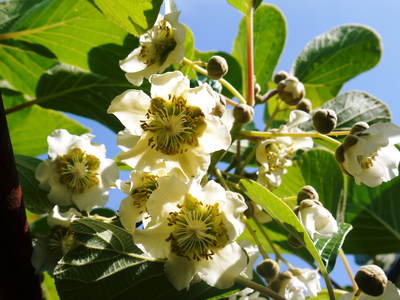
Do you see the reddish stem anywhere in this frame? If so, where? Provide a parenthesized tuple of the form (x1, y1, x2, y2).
(0, 92, 42, 299)
(246, 5, 255, 107)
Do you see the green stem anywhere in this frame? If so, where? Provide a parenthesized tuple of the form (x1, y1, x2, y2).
(182, 57, 246, 104)
(235, 276, 286, 300)
(245, 221, 269, 259)
(213, 168, 229, 191)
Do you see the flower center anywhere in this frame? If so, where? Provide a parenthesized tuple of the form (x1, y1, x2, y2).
(358, 149, 380, 170)
(140, 18, 177, 66)
(56, 148, 100, 193)
(131, 173, 159, 212)
(141, 96, 206, 155)
(167, 194, 229, 261)
(263, 143, 291, 173)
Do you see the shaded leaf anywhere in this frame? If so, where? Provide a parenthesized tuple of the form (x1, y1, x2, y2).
(233, 4, 286, 95)
(15, 155, 53, 214)
(90, 0, 162, 36)
(292, 25, 382, 105)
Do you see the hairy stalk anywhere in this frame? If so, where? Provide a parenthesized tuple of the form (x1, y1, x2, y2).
(339, 249, 358, 291)
(235, 276, 286, 300)
(182, 57, 246, 104)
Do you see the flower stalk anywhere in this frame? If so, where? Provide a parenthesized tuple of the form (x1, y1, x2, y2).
(246, 0, 255, 106)
(235, 276, 286, 300)
(339, 248, 358, 292)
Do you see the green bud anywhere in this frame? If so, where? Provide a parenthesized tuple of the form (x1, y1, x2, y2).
(273, 70, 289, 84)
(350, 122, 369, 134)
(355, 265, 388, 297)
(233, 104, 254, 124)
(256, 258, 280, 282)
(207, 55, 228, 80)
(297, 185, 319, 204)
(312, 109, 337, 134)
(277, 76, 305, 106)
(296, 98, 312, 113)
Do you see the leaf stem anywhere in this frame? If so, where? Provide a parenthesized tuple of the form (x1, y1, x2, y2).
(182, 57, 246, 104)
(339, 248, 358, 292)
(235, 276, 286, 300)
(245, 0, 255, 106)
(245, 220, 269, 259)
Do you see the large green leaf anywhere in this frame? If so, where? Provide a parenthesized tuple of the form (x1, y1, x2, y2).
(55, 218, 239, 300)
(35, 64, 131, 132)
(344, 177, 400, 254)
(300, 91, 391, 131)
(232, 4, 286, 95)
(15, 155, 53, 214)
(226, 0, 263, 14)
(292, 25, 382, 105)
(274, 149, 343, 215)
(4, 0, 135, 79)
(4, 88, 88, 155)
(194, 50, 242, 98)
(240, 179, 335, 295)
(314, 223, 352, 273)
(90, 0, 162, 37)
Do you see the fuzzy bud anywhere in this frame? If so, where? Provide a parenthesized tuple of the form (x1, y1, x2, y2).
(270, 271, 293, 293)
(233, 104, 254, 124)
(343, 134, 359, 150)
(350, 122, 369, 134)
(211, 95, 226, 117)
(297, 185, 319, 204)
(355, 265, 388, 297)
(335, 144, 345, 164)
(256, 258, 280, 282)
(207, 55, 228, 80)
(273, 70, 289, 84)
(277, 76, 305, 106)
(312, 109, 337, 134)
(296, 98, 312, 113)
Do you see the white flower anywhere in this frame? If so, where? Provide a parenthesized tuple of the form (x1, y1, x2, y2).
(133, 178, 248, 290)
(120, 1, 185, 86)
(297, 200, 338, 240)
(341, 122, 400, 187)
(294, 269, 321, 298)
(47, 205, 81, 228)
(256, 110, 312, 189)
(239, 241, 260, 279)
(339, 281, 400, 300)
(275, 269, 321, 300)
(228, 287, 266, 300)
(278, 275, 308, 300)
(35, 129, 119, 211)
(108, 71, 231, 180)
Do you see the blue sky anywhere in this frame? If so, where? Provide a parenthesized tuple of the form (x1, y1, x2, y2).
(67, 0, 400, 289)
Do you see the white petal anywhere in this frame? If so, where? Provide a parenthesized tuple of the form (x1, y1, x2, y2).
(222, 191, 247, 239)
(150, 71, 189, 99)
(165, 253, 196, 291)
(198, 116, 231, 153)
(297, 269, 321, 298)
(47, 129, 80, 158)
(196, 242, 247, 289)
(287, 110, 311, 128)
(184, 84, 220, 115)
(133, 221, 171, 259)
(119, 48, 147, 73)
(100, 158, 119, 188)
(107, 89, 150, 135)
(72, 185, 108, 211)
(47, 173, 73, 207)
(47, 205, 81, 228)
(35, 160, 53, 191)
(119, 196, 140, 232)
(116, 129, 140, 152)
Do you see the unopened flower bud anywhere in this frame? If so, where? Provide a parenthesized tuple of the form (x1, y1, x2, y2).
(273, 70, 289, 84)
(355, 265, 388, 297)
(211, 95, 226, 117)
(256, 258, 280, 282)
(297, 185, 319, 204)
(207, 55, 228, 80)
(296, 98, 312, 113)
(288, 234, 304, 248)
(350, 122, 369, 134)
(254, 83, 261, 96)
(277, 76, 305, 106)
(233, 104, 254, 124)
(312, 109, 337, 134)
(270, 271, 293, 293)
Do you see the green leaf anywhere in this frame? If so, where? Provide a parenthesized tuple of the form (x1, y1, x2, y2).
(4, 88, 88, 156)
(89, 0, 162, 37)
(240, 179, 335, 290)
(310, 289, 346, 300)
(42, 272, 60, 300)
(226, 0, 263, 14)
(0, 40, 55, 96)
(300, 91, 391, 131)
(233, 4, 286, 95)
(292, 25, 382, 105)
(344, 176, 400, 254)
(6, 0, 135, 79)
(15, 155, 53, 214)
(314, 223, 352, 273)
(36, 64, 132, 132)
(55, 218, 239, 300)
(194, 50, 242, 98)
(274, 149, 343, 215)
